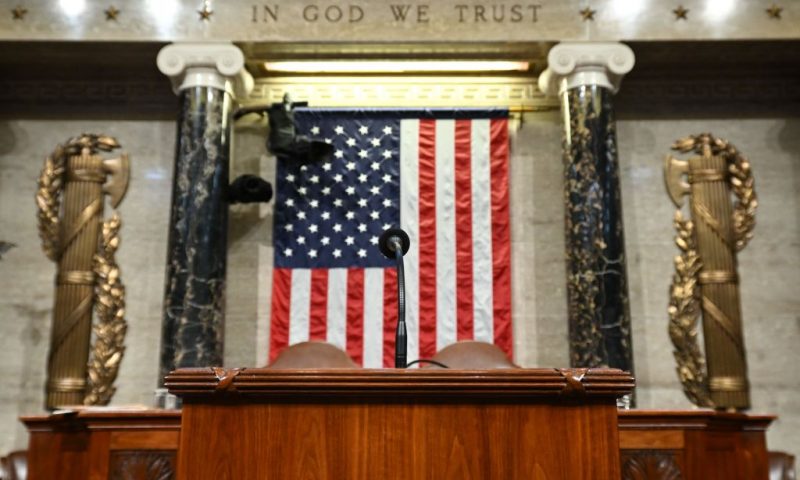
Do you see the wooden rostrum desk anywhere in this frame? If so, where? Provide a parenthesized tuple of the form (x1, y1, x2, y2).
(166, 367, 633, 480)
(20, 372, 775, 479)
(21, 409, 181, 480)
(618, 409, 775, 480)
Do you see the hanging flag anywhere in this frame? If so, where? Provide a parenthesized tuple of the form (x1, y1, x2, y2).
(269, 108, 512, 367)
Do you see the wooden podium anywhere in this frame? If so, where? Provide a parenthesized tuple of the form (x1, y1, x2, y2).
(165, 367, 634, 480)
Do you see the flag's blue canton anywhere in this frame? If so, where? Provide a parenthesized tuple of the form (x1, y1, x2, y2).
(274, 113, 401, 269)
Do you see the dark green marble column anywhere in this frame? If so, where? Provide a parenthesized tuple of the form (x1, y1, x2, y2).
(540, 44, 636, 403)
(560, 84, 633, 375)
(156, 44, 251, 389)
(159, 86, 232, 383)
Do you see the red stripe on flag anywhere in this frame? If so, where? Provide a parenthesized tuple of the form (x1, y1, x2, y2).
(268, 268, 292, 363)
(417, 119, 438, 359)
(454, 119, 474, 341)
(382, 268, 398, 368)
(308, 269, 328, 341)
(346, 268, 365, 364)
(489, 118, 513, 358)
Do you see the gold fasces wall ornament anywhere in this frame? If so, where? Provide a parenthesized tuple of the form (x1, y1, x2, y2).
(36, 134, 130, 409)
(664, 133, 757, 410)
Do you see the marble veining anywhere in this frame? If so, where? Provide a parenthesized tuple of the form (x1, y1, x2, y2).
(159, 87, 232, 383)
(561, 85, 634, 375)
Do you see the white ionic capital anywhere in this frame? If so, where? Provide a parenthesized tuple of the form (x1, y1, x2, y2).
(157, 42, 254, 99)
(538, 42, 635, 96)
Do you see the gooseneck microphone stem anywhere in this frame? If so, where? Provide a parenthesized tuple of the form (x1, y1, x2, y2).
(378, 228, 410, 369)
(393, 239, 407, 369)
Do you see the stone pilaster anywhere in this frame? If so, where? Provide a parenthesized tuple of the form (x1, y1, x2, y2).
(156, 43, 253, 385)
(539, 43, 636, 388)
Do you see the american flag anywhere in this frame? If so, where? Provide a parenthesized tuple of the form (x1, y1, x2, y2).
(269, 109, 512, 367)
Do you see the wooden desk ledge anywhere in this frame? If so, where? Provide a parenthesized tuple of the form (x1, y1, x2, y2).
(165, 367, 634, 399)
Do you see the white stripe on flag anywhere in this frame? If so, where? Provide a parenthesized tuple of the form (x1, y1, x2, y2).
(435, 119, 457, 351)
(362, 268, 384, 368)
(470, 119, 495, 343)
(400, 119, 420, 365)
(288, 269, 311, 345)
(326, 268, 347, 350)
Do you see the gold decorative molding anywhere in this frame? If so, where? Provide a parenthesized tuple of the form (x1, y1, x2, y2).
(243, 75, 558, 112)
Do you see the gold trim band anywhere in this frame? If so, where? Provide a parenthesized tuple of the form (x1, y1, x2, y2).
(698, 270, 738, 284)
(709, 376, 748, 391)
(56, 270, 95, 285)
(689, 168, 726, 183)
(47, 377, 87, 392)
(67, 168, 105, 183)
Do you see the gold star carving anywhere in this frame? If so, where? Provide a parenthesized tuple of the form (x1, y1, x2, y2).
(766, 4, 783, 19)
(579, 7, 596, 21)
(672, 5, 689, 20)
(104, 6, 120, 21)
(198, 3, 213, 21)
(11, 5, 27, 20)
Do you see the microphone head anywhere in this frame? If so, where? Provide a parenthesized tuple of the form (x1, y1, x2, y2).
(378, 228, 410, 259)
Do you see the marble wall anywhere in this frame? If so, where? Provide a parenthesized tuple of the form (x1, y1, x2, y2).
(0, 111, 797, 461)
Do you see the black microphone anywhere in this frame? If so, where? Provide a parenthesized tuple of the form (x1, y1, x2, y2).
(378, 228, 410, 368)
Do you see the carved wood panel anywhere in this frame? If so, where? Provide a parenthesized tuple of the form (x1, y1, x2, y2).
(621, 450, 683, 480)
(108, 451, 175, 480)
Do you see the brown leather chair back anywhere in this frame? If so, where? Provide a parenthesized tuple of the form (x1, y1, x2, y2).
(0, 450, 27, 480)
(770, 451, 796, 480)
(424, 341, 517, 369)
(267, 341, 360, 369)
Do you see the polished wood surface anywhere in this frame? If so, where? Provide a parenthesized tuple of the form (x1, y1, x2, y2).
(21, 409, 180, 480)
(21, 406, 777, 479)
(618, 410, 775, 480)
(167, 367, 633, 480)
(165, 366, 634, 398)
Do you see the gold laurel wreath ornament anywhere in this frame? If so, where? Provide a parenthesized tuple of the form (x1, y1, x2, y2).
(36, 134, 130, 409)
(665, 133, 757, 410)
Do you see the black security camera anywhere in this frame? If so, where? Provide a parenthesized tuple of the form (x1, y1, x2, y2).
(266, 94, 334, 163)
